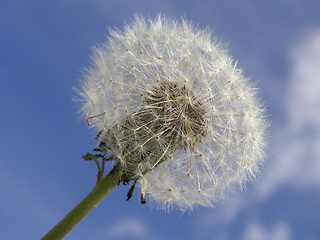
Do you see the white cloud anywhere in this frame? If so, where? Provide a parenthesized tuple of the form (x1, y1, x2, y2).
(244, 221, 291, 240)
(104, 218, 150, 239)
(287, 30, 320, 128)
(258, 29, 320, 199)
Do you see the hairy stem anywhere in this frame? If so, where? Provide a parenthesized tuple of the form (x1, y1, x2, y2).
(41, 166, 121, 240)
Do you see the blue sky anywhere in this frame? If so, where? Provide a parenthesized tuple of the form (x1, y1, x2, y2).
(1, 1, 320, 239)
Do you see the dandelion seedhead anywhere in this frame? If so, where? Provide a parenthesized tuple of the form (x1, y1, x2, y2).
(79, 15, 268, 211)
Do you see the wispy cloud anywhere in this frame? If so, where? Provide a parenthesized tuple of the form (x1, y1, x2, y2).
(108, 218, 147, 238)
(243, 221, 291, 240)
(259, 29, 320, 198)
(99, 217, 159, 240)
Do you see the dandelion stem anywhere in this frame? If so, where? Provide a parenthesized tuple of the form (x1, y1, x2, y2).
(41, 165, 121, 240)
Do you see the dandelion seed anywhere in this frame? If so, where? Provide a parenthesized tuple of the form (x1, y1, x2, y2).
(79, 14, 268, 211)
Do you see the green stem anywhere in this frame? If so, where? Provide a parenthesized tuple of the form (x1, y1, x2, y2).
(41, 166, 121, 240)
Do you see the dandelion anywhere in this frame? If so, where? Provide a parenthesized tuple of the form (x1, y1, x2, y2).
(80, 15, 267, 211)
(42, 14, 267, 239)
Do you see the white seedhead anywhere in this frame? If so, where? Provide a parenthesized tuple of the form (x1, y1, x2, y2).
(80, 15, 268, 211)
